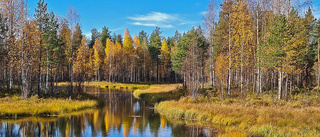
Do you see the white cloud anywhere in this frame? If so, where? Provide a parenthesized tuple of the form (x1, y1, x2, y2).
(128, 11, 197, 29)
(132, 22, 173, 28)
(110, 27, 125, 32)
(200, 11, 207, 16)
(132, 22, 157, 27)
(128, 12, 181, 28)
(128, 12, 177, 22)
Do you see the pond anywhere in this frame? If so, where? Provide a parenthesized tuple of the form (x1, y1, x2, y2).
(0, 87, 217, 137)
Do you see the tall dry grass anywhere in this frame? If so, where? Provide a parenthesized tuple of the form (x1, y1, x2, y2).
(133, 84, 182, 98)
(155, 94, 320, 136)
(0, 95, 97, 117)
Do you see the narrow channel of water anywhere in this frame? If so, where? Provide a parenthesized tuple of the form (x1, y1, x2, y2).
(0, 87, 217, 137)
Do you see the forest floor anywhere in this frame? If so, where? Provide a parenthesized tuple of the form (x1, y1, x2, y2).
(0, 88, 99, 118)
(155, 92, 320, 136)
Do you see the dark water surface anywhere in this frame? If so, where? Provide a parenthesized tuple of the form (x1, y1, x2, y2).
(0, 87, 217, 137)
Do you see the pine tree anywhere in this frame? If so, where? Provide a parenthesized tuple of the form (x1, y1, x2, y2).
(34, 0, 48, 95)
(101, 26, 111, 47)
(149, 27, 162, 82)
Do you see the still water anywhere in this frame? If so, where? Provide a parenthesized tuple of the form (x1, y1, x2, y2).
(0, 87, 217, 137)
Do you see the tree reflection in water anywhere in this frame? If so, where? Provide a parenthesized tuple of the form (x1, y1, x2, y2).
(0, 88, 216, 137)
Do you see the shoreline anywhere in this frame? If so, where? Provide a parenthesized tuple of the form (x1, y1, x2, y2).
(0, 96, 98, 118)
(154, 95, 320, 136)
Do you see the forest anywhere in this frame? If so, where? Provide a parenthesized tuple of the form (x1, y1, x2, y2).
(0, 0, 319, 100)
(2, 0, 320, 136)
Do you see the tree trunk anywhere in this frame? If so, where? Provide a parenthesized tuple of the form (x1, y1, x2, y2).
(285, 74, 288, 100)
(290, 73, 293, 100)
(228, 8, 231, 97)
(21, 33, 28, 99)
(45, 48, 49, 94)
(317, 38, 320, 91)
(70, 45, 74, 96)
(51, 65, 54, 97)
(271, 70, 274, 93)
(9, 66, 13, 89)
(38, 33, 42, 96)
(278, 70, 282, 100)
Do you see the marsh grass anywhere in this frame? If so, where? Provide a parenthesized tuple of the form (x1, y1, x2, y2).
(136, 87, 186, 104)
(0, 95, 97, 118)
(102, 83, 150, 90)
(57, 81, 109, 87)
(133, 84, 182, 99)
(58, 81, 152, 91)
(155, 92, 320, 136)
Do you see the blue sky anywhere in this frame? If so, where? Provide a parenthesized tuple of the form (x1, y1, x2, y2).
(27, 0, 320, 39)
(27, 0, 212, 38)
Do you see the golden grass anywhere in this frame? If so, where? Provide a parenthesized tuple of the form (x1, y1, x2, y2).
(101, 82, 150, 90)
(57, 81, 109, 87)
(57, 81, 152, 91)
(133, 84, 182, 98)
(155, 94, 320, 136)
(0, 95, 97, 118)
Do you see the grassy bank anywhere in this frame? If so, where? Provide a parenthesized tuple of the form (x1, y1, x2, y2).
(133, 84, 182, 98)
(100, 82, 150, 90)
(58, 81, 151, 91)
(57, 81, 109, 87)
(0, 95, 97, 118)
(155, 93, 320, 136)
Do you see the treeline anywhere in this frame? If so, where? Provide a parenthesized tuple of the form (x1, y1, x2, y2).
(1, 0, 320, 100)
(205, 0, 318, 100)
(0, 0, 184, 98)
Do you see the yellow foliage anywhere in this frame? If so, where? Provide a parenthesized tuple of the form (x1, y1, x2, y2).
(160, 38, 170, 75)
(123, 28, 133, 53)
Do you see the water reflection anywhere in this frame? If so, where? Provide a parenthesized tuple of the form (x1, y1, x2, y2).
(0, 88, 216, 137)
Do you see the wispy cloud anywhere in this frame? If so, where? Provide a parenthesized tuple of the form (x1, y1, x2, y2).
(128, 11, 194, 28)
(132, 22, 157, 27)
(132, 22, 173, 28)
(110, 27, 125, 32)
(200, 11, 207, 16)
(128, 12, 177, 22)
